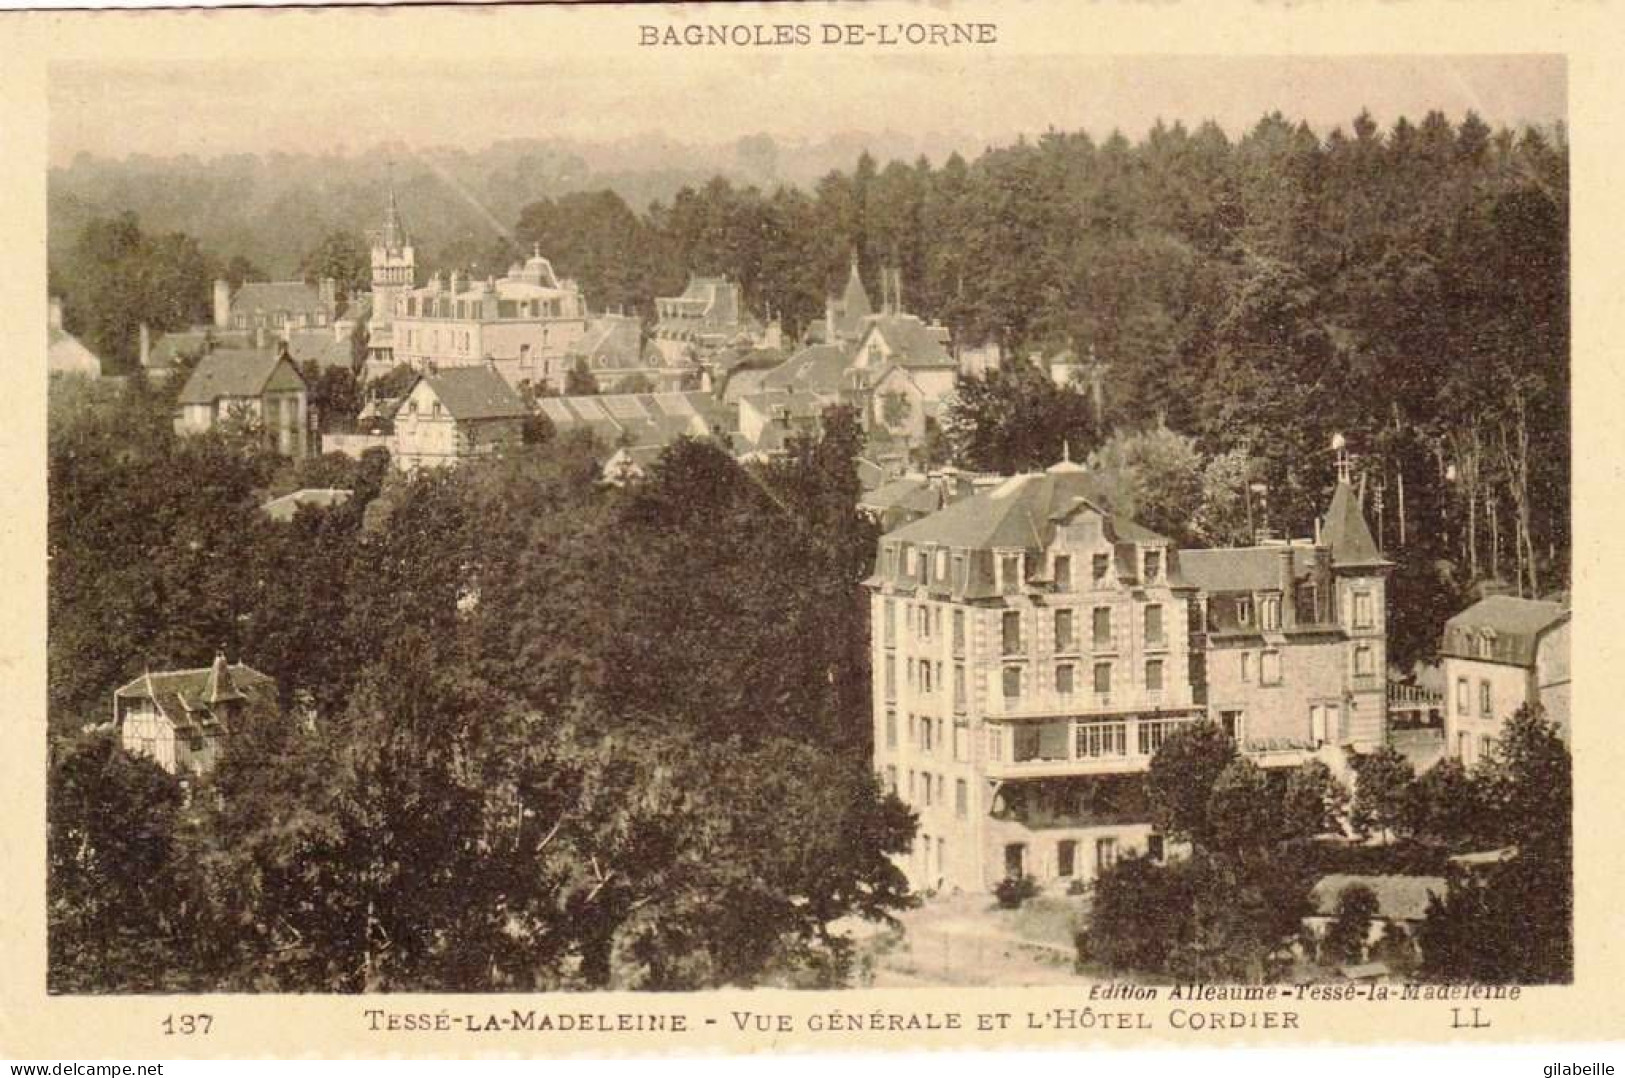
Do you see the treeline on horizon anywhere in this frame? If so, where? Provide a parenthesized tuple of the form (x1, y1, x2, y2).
(51, 108, 1571, 622)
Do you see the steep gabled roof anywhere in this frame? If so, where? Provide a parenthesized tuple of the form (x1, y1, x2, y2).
(1320, 479, 1388, 568)
(418, 366, 529, 422)
(760, 344, 851, 395)
(115, 662, 276, 730)
(178, 349, 300, 405)
(858, 314, 953, 368)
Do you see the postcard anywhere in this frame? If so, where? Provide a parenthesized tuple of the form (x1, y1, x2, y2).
(0, 0, 1619, 1059)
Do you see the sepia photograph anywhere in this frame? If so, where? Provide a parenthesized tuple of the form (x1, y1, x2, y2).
(2, 4, 1607, 1060)
(38, 38, 1573, 1000)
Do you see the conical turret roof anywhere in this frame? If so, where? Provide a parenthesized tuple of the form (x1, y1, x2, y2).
(1320, 479, 1388, 569)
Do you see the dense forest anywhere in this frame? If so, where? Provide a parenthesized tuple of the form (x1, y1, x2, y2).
(51, 110, 1570, 631)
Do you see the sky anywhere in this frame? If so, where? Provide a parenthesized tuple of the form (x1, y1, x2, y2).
(50, 53, 1565, 167)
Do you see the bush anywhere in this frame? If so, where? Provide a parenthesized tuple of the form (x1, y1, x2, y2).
(993, 874, 1040, 909)
(1086, 854, 1194, 973)
(1321, 883, 1379, 966)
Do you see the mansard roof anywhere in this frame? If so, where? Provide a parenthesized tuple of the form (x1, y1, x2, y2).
(885, 467, 1167, 553)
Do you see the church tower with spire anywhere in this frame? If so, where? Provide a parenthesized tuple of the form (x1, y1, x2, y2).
(369, 175, 415, 326)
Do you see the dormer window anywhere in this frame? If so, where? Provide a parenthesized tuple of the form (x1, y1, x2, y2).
(905, 546, 917, 578)
(1236, 597, 1253, 627)
(1260, 596, 1281, 631)
(1053, 554, 1072, 592)
(935, 549, 949, 582)
(1144, 549, 1163, 585)
(1092, 553, 1111, 587)
(999, 552, 1023, 595)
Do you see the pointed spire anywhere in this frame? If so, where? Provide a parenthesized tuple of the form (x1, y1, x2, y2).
(1320, 470, 1388, 569)
(378, 160, 407, 251)
(199, 648, 245, 707)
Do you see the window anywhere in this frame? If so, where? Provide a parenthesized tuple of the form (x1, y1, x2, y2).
(1479, 679, 1492, 718)
(1144, 604, 1165, 648)
(1240, 651, 1253, 682)
(953, 665, 967, 710)
(922, 774, 933, 807)
(1056, 664, 1075, 696)
(1077, 721, 1127, 758)
(1004, 844, 1027, 879)
(920, 717, 933, 753)
(1260, 651, 1282, 686)
(1456, 677, 1469, 716)
(952, 610, 966, 654)
(1147, 834, 1165, 861)
(1144, 549, 1163, 584)
(1000, 553, 1022, 594)
(885, 710, 897, 749)
(1145, 659, 1164, 693)
(907, 770, 916, 800)
(883, 600, 896, 646)
(884, 545, 898, 577)
(1310, 704, 1327, 745)
(953, 720, 968, 760)
(1355, 645, 1374, 677)
(1092, 606, 1113, 649)
(955, 778, 968, 817)
(905, 546, 918, 577)
(952, 554, 966, 588)
(1261, 596, 1281, 630)
(1054, 554, 1073, 592)
(1473, 632, 1492, 660)
(1002, 666, 1022, 701)
(1093, 661, 1113, 695)
(1221, 709, 1244, 744)
(1236, 597, 1254, 626)
(1002, 611, 1023, 654)
(907, 714, 917, 746)
(1057, 840, 1077, 878)
(1482, 735, 1496, 759)
(920, 660, 933, 693)
(885, 765, 897, 793)
(1055, 608, 1075, 651)
(1096, 837, 1118, 872)
(937, 773, 945, 805)
(918, 605, 931, 639)
(1092, 552, 1111, 586)
(988, 726, 1004, 761)
(1353, 591, 1374, 629)
(884, 656, 896, 699)
(935, 549, 948, 581)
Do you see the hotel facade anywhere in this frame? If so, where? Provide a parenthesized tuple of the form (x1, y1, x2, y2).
(867, 457, 1390, 893)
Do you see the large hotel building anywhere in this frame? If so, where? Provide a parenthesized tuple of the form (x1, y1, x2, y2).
(867, 456, 1389, 892)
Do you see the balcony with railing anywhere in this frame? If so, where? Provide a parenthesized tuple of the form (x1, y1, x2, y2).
(985, 713, 1204, 779)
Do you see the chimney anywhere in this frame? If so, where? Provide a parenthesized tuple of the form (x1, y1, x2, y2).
(212, 279, 231, 329)
(1278, 546, 1297, 630)
(893, 268, 903, 314)
(49, 297, 63, 331)
(138, 322, 151, 368)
